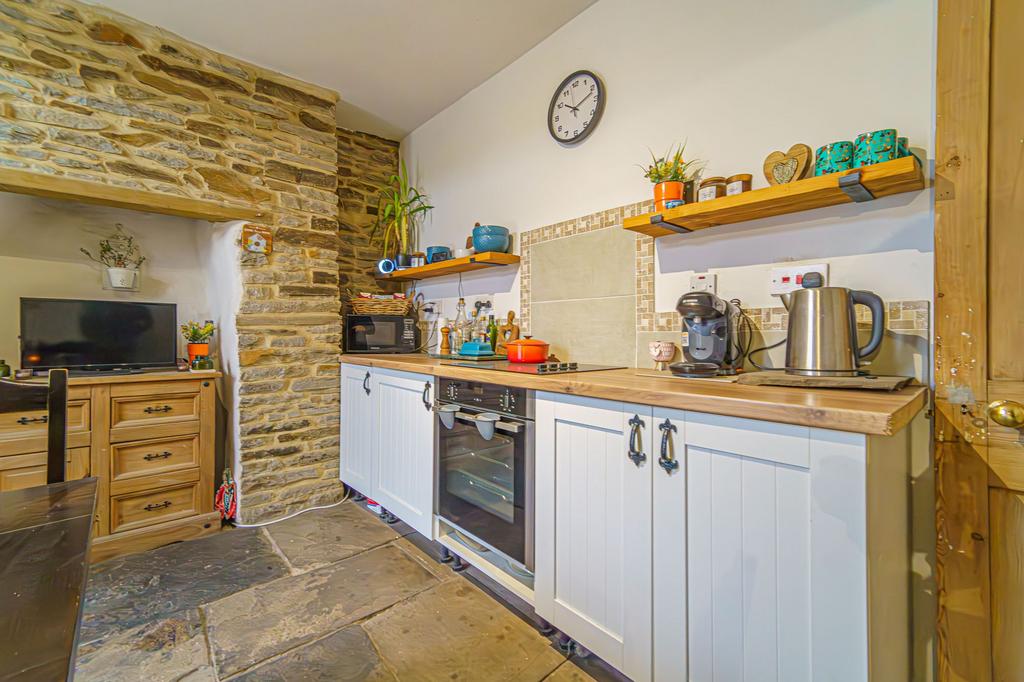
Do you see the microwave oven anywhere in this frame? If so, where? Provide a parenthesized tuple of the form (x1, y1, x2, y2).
(344, 314, 419, 353)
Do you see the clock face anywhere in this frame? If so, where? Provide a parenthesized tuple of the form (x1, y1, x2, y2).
(548, 70, 604, 144)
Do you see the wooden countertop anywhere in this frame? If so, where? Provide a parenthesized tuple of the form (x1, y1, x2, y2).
(341, 354, 928, 436)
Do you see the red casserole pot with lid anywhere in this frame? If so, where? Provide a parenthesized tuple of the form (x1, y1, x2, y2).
(506, 338, 550, 363)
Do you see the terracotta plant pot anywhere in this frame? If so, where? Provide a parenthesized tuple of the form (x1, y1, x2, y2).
(187, 342, 209, 364)
(652, 181, 696, 211)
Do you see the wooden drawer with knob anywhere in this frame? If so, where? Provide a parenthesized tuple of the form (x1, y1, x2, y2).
(110, 472, 200, 534)
(109, 381, 201, 434)
(111, 434, 200, 482)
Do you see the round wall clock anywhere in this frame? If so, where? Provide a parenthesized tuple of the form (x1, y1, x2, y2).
(547, 70, 604, 145)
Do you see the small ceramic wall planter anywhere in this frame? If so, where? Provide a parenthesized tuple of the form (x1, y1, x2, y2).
(106, 267, 139, 290)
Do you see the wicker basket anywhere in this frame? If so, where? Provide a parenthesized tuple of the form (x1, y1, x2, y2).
(349, 298, 411, 315)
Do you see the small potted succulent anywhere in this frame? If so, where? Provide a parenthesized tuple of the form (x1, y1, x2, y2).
(641, 143, 703, 211)
(180, 320, 215, 365)
(81, 223, 146, 290)
(372, 159, 432, 269)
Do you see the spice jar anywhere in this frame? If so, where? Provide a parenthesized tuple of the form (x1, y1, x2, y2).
(726, 173, 752, 196)
(698, 176, 726, 202)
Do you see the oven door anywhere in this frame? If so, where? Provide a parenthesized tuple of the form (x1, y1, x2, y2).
(436, 405, 533, 570)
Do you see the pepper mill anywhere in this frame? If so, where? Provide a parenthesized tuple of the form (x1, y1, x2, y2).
(440, 326, 452, 355)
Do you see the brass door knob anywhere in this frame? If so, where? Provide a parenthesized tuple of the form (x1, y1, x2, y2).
(987, 400, 1024, 429)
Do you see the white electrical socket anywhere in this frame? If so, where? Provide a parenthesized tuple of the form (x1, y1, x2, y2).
(689, 273, 717, 294)
(768, 263, 829, 295)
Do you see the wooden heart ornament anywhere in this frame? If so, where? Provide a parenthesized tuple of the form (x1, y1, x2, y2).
(763, 144, 812, 185)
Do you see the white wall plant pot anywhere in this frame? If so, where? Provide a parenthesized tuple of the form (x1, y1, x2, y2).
(106, 267, 138, 290)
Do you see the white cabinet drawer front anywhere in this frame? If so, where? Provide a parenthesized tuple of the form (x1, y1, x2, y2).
(686, 411, 809, 468)
(687, 445, 812, 682)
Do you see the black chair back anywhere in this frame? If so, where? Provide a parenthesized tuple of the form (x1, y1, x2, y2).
(0, 369, 68, 484)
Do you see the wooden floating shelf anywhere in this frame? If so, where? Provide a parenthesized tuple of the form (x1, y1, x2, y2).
(376, 251, 520, 281)
(0, 167, 266, 222)
(623, 156, 925, 238)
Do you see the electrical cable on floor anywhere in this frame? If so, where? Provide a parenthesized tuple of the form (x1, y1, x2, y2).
(232, 486, 352, 528)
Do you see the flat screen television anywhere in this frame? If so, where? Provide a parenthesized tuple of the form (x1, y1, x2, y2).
(20, 298, 178, 371)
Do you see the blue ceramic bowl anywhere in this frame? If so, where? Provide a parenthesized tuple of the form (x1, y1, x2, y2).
(473, 224, 509, 236)
(472, 234, 509, 253)
(425, 246, 451, 263)
(472, 225, 510, 253)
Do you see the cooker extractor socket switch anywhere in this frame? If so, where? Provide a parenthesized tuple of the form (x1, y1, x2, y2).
(769, 264, 829, 295)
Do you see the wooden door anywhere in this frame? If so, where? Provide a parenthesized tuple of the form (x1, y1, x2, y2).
(534, 394, 652, 682)
(340, 365, 377, 498)
(936, 0, 1024, 679)
(373, 369, 435, 537)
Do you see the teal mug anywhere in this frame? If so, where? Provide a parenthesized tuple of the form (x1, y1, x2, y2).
(815, 141, 855, 176)
(854, 128, 898, 167)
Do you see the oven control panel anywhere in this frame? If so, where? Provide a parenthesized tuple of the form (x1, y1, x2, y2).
(437, 378, 531, 419)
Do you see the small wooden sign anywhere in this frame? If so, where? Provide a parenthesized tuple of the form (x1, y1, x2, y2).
(242, 225, 273, 254)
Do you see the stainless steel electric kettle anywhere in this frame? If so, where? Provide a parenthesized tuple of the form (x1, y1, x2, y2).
(779, 274, 885, 376)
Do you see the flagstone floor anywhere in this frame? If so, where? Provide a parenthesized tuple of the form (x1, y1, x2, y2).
(75, 500, 622, 681)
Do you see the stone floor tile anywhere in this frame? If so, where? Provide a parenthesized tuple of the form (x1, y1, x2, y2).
(391, 536, 458, 583)
(206, 544, 438, 677)
(363, 579, 566, 681)
(543, 657, 627, 682)
(74, 609, 215, 681)
(264, 501, 400, 570)
(81, 528, 288, 644)
(231, 624, 396, 681)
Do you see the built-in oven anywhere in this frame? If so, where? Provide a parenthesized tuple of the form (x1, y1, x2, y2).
(344, 314, 419, 353)
(435, 377, 534, 571)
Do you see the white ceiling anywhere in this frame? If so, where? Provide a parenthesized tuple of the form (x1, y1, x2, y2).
(90, 0, 596, 140)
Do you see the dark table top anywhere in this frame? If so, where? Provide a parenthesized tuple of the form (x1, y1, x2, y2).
(0, 478, 98, 681)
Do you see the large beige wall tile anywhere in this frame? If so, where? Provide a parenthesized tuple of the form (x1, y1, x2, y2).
(531, 296, 636, 367)
(531, 228, 635, 302)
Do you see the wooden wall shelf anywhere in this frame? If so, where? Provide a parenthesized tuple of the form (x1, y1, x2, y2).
(375, 251, 520, 281)
(0, 167, 266, 222)
(623, 156, 925, 238)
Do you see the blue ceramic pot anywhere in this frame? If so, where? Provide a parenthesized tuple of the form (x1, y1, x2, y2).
(814, 141, 854, 176)
(472, 225, 510, 253)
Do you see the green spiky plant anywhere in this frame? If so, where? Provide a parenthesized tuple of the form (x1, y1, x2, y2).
(640, 142, 703, 183)
(372, 159, 433, 257)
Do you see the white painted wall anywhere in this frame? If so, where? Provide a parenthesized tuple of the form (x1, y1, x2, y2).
(0, 193, 213, 367)
(402, 0, 936, 324)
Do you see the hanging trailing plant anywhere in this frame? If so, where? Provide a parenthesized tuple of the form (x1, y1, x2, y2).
(80, 223, 146, 269)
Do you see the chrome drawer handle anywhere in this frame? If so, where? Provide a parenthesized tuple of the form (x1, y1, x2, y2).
(144, 501, 172, 511)
(143, 451, 173, 461)
(16, 415, 48, 425)
(144, 405, 173, 414)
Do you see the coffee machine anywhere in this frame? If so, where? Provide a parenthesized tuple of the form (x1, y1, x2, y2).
(671, 291, 743, 377)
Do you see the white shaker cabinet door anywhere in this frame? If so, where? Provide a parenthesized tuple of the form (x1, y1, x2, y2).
(373, 369, 435, 538)
(340, 364, 377, 499)
(684, 411, 813, 682)
(535, 393, 653, 682)
(651, 408, 687, 682)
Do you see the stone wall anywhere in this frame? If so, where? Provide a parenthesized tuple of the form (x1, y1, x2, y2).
(336, 128, 401, 296)
(0, 0, 345, 522)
